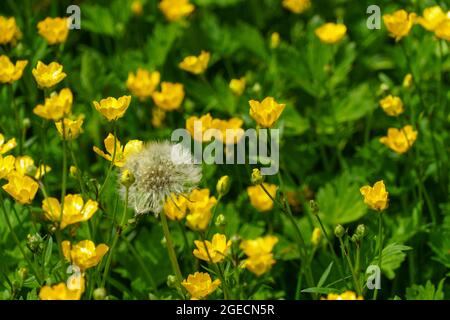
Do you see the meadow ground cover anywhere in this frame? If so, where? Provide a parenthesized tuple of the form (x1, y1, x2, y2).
(0, 0, 449, 301)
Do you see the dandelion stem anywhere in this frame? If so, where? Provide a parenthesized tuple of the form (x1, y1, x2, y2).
(0, 192, 43, 284)
(101, 186, 129, 288)
(373, 213, 383, 300)
(160, 209, 185, 298)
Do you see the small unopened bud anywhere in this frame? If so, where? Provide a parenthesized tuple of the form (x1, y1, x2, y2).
(93, 288, 107, 300)
(120, 169, 135, 188)
(334, 224, 345, 238)
(215, 214, 226, 227)
(216, 175, 231, 197)
(251, 168, 264, 185)
(22, 118, 31, 129)
(310, 227, 322, 247)
(167, 275, 177, 288)
(17, 267, 28, 280)
(270, 32, 280, 49)
(27, 233, 43, 253)
(403, 73, 412, 88)
(309, 200, 319, 215)
(351, 234, 359, 243)
(69, 166, 78, 178)
(161, 236, 167, 247)
(25, 164, 37, 177)
(252, 83, 262, 93)
(355, 224, 367, 239)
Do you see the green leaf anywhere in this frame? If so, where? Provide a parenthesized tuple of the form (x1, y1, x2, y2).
(146, 23, 181, 69)
(316, 172, 368, 225)
(372, 243, 412, 280)
(405, 279, 445, 300)
(317, 262, 334, 288)
(43, 236, 53, 267)
(301, 287, 339, 294)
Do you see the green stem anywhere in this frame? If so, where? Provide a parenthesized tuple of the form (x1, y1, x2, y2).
(0, 192, 42, 284)
(9, 85, 22, 154)
(206, 195, 222, 238)
(339, 237, 361, 295)
(98, 122, 118, 199)
(314, 214, 346, 280)
(101, 186, 129, 288)
(60, 119, 68, 225)
(200, 233, 230, 300)
(373, 213, 383, 300)
(160, 209, 185, 298)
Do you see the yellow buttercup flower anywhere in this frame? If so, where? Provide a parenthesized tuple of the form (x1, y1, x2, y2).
(39, 277, 85, 300)
(315, 23, 347, 44)
(55, 115, 84, 140)
(163, 193, 188, 221)
(93, 133, 143, 167)
(0, 155, 15, 179)
(229, 77, 246, 96)
(62, 240, 109, 271)
(181, 272, 221, 300)
(383, 10, 416, 41)
(360, 180, 389, 212)
(270, 32, 281, 48)
(179, 51, 210, 75)
(193, 233, 231, 263)
(0, 16, 21, 45)
(186, 113, 214, 142)
(322, 291, 363, 300)
(282, 0, 311, 14)
(379, 95, 404, 116)
(37, 17, 69, 45)
(240, 235, 278, 276)
(159, 0, 195, 22)
(126, 69, 160, 101)
(2, 171, 39, 204)
(32, 61, 67, 88)
(186, 188, 217, 231)
(0, 133, 16, 154)
(435, 19, 450, 41)
(131, 0, 144, 16)
(152, 82, 185, 111)
(247, 183, 277, 212)
(416, 6, 447, 31)
(379, 125, 418, 154)
(0, 55, 27, 83)
(14, 155, 51, 180)
(311, 227, 322, 247)
(42, 194, 98, 229)
(33, 88, 73, 121)
(93, 95, 131, 121)
(249, 97, 285, 128)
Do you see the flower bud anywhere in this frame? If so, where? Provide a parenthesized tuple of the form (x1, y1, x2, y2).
(403, 73, 412, 88)
(93, 288, 107, 300)
(120, 169, 135, 188)
(311, 227, 322, 247)
(69, 165, 78, 178)
(355, 224, 367, 239)
(17, 267, 28, 280)
(334, 224, 345, 238)
(22, 118, 31, 129)
(27, 233, 43, 253)
(215, 214, 226, 227)
(270, 32, 280, 48)
(309, 200, 319, 215)
(167, 275, 177, 288)
(216, 175, 231, 197)
(251, 168, 264, 185)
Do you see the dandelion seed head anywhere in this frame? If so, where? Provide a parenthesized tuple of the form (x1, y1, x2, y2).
(120, 141, 201, 215)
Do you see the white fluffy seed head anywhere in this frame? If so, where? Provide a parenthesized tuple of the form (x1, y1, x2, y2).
(120, 141, 202, 215)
